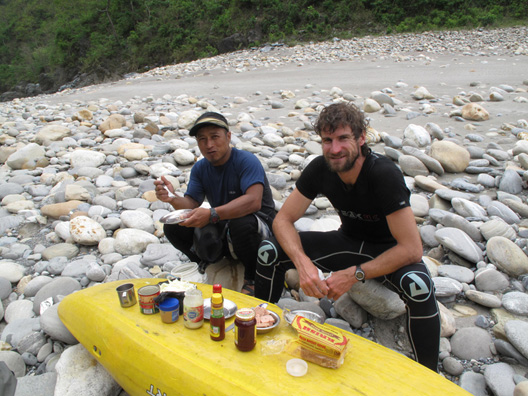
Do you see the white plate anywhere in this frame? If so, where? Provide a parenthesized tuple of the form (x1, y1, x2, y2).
(203, 298, 237, 320)
(159, 209, 192, 224)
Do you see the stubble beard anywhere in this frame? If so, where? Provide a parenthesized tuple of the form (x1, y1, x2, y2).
(324, 150, 360, 173)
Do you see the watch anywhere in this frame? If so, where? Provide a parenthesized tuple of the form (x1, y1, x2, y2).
(209, 207, 220, 224)
(355, 265, 366, 283)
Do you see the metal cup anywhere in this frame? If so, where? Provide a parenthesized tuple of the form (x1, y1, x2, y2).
(116, 283, 137, 308)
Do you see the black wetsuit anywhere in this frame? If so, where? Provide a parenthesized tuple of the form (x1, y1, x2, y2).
(255, 153, 440, 371)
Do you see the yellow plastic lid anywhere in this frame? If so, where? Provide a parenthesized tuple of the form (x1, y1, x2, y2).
(211, 293, 223, 305)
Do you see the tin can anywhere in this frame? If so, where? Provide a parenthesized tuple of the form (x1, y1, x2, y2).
(116, 283, 137, 308)
(138, 285, 160, 314)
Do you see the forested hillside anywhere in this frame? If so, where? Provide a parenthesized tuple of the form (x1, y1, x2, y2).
(0, 0, 526, 100)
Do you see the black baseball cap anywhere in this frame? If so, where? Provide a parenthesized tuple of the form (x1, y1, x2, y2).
(188, 112, 229, 136)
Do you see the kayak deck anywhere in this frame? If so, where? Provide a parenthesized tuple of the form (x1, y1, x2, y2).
(58, 279, 470, 396)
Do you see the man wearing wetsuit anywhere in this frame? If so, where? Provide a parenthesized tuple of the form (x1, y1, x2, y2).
(255, 102, 440, 371)
(155, 112, 275, 295)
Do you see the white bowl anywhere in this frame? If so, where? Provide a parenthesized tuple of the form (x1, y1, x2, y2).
(286, 358, 308, 377)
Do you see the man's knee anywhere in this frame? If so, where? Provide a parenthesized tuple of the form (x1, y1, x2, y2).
(397, 269, 437, 316)
(257, 238, 280, 267)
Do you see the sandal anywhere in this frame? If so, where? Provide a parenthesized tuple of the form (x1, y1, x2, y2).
(241, 280, 255, 296)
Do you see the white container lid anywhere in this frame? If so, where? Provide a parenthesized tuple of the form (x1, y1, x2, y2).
(286, 358, 308, 377)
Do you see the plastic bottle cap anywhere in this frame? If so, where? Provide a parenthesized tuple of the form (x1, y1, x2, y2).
(211, 293, 223, 305)
(286, 359, 308, 377)
(159, 297, 179, 311)
(213, 284, 222, 294)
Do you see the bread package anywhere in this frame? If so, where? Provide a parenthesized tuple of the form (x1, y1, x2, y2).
(288, 315, 348, 368)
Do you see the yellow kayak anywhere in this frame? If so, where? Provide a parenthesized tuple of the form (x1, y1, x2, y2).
(58, 279, 470, 396)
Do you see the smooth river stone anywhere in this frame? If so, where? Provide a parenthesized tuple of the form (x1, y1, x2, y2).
(464, 290, 502, 308)
(505, 320, 528, 360)
(486, 236, 528, 277)
(435, 227, 484, 263)
(479, 218, 517, 241)
(451, 197, 487, 220)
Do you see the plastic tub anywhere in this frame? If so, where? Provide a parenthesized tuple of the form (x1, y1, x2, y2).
(159, 297, 180, 323)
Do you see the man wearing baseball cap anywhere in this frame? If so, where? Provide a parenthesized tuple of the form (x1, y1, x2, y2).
(155, 112, 275, 295)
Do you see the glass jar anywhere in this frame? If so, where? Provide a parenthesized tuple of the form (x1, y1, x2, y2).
(183, 289, 204, 329)
(234, 308, 256, 352)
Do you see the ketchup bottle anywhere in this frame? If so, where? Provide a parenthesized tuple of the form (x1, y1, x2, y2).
(210, 292, 225, 341)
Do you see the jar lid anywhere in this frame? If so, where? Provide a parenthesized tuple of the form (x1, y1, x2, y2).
(236, 308, 255, 321)
(159, 297, 179, 311)
(211, 293, 223, 305)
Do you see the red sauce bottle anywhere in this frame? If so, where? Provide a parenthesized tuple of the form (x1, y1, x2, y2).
(234, 308, 256, 351)
(210, 293, 225, 341)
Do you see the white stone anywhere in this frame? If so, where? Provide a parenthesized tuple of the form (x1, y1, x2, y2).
(69, 149, 106, 168)
(114, 228, 160, 255)
(120, 210, 155, 233)
(69, 216, 106, 246)
(54, 343, 121, 395)
(173, 149, 195, 165)
(403, 124, 431, 147)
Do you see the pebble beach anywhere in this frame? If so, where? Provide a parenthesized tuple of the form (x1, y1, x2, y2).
(1, 26, 528, 395)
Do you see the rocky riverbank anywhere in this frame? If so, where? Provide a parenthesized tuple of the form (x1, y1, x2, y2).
(1, 26, 528, 396)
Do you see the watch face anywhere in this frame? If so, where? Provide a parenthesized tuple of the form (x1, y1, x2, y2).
(355, 268, 365, 280)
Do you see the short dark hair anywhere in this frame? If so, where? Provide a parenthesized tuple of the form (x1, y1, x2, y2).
(314, 102, 370, 155)
(189, 112, 229, 136)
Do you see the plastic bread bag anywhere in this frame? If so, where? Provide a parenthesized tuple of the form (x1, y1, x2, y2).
(287, 315, 348, 369)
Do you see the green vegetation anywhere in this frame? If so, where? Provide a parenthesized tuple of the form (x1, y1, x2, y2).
(0, 0, 526, 95)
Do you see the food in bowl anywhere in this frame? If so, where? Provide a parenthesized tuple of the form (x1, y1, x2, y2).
(253, 306, 276, 328)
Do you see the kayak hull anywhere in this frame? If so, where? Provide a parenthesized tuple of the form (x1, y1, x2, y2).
(58, 279, 470, 396)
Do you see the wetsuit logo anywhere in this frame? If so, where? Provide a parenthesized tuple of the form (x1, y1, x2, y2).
(400, 271, 432, 302)
(257, 241, 278, 266)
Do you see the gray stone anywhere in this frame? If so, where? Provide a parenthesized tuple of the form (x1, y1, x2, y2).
(499, 169, 523, 194)
(465, 290, 502, 308)
(0, 350, 26, 377)
(484, 362, 516, 396)
(39, 303, 78, 344)
(480, 218, 517, 241)
(0, 318, 40, 349)
(502, 292, 528, 316)
(487, 236, 528, 277)
(487, 201, 521, 224)
(347, 280, 405, 320)
(33, 277, 81, 315)
(433, 277, 463, 297)
(140, 243, 186, 267)
(17, 331, 47, 356)
(334, 293, 368, 328)
(450, 327, 493, 360)
(460, 371, 488, 396)
(435, 227, 483, 263)
(12, 371, 57, 396)
(398, 155, 430, 177)
(438, 265, 474, 283)
(442, 356, 464, 376)
(23, 276, 54, 297)
(494, 339, 528, 366)
(0, 276, 12, 299)
(4, 300, 35, 323)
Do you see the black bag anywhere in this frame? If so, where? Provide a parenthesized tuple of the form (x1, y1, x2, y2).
(192, 224, 225, 264)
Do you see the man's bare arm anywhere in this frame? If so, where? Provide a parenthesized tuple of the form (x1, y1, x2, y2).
(273, 189, 330, 298)
(325, 206, 423, 300)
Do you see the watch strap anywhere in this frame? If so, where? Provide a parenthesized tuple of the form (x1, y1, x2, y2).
(209, 207, 220, 224)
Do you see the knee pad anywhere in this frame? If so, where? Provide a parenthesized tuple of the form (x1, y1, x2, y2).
(399, 270, 434, 304)
(257, 239, 279, 266)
